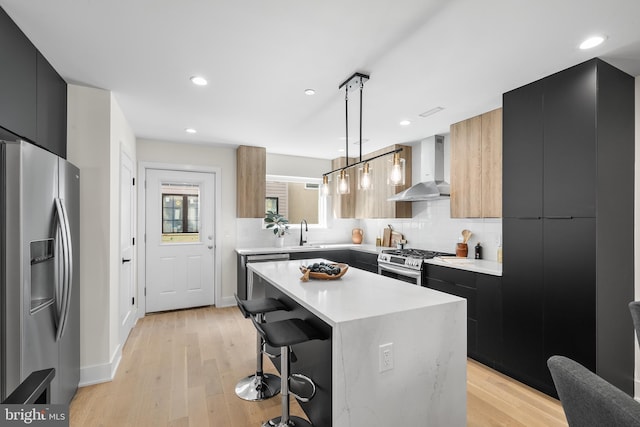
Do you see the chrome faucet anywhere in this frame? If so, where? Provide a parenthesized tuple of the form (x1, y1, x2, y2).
(299, 219, 308, 246)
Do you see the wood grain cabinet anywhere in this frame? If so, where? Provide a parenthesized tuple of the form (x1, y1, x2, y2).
(331, 144, 412, 219)
(236, 145, 266, 218)
(355, 144, 411, 219)
(450, 108, 502, 218)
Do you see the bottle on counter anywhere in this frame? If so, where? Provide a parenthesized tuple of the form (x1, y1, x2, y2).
(497, 244, 503, 263)
(475, 242, 482, 259)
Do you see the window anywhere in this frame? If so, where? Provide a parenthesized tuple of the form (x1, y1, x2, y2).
(161, 183, 200, 242)
(265, 197, 279, 214)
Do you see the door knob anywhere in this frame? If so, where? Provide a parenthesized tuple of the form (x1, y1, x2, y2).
(122, 258, 131, 264)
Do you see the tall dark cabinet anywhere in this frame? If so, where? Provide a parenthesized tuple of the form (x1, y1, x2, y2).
(502, 58, 634, 396)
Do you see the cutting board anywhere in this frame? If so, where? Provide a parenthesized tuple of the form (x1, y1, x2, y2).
(382, 227, 392, 247)
(390, 231, 403, 247)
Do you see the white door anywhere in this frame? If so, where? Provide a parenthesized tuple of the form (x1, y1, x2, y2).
(119, 151, 136, 342)
(145, 169, 215, 312)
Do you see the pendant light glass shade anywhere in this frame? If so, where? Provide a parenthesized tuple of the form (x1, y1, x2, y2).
(358, 162, 373, 190)
(388, 152, 405, 186)
(320, 175, 330, 197)
(337, 170, 350, 194)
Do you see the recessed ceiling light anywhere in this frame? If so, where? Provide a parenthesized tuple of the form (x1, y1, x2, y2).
(190, 76, 208, 86)
(400, 120, 411, 126)
(304, 89, 316, 96)
(579, 35, 606, 50)
(419, 106, 445, 118)
(185, 128, 197, 134)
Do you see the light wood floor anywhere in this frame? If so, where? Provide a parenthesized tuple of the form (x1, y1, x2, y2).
(70, 306, 568, 427)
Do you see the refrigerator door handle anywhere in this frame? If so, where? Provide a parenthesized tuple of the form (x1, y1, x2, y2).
(54, 198, 72, 342)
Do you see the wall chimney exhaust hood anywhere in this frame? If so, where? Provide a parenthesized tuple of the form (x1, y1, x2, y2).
(388, 135, 449, 202)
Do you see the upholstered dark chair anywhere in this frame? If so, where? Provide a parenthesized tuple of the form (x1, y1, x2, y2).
(547, 355, 640, 427)
(629, 301, 640, 347)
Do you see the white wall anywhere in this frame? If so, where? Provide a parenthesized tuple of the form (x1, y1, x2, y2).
(67, 85, 111, 379)
(67, 85, 136, 386)
(136, 139, 237, 304)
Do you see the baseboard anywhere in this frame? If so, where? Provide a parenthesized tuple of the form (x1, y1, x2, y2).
(217, 295, 236, 308)
(79, 343, 122, 387)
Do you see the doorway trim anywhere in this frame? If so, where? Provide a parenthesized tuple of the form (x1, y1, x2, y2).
(136, 162, 222, 318)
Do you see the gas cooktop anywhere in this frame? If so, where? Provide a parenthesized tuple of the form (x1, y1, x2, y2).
(377, 248, 455, 271)
(380, 248, 454, 259)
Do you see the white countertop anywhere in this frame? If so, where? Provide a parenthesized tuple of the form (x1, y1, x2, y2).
(248, 258, 464, 326)
(238, 244, 503, 276)
(425, 256, 503, 276)
(236, 243, 383, 256)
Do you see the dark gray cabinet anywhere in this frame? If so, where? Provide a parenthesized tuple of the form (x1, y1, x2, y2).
(0, 7, 37, 142)
(350, 250, 378, 273)
(502, 218, 546, 388)
(543, 64, 597, 217)
(0, 7, 67, 158)
(289, 249, 351, 264)
(423, 264, 502, 368)
(37, 52, 67, 158)
(502, 58, 634, 396)
(502, 80, 543, 218)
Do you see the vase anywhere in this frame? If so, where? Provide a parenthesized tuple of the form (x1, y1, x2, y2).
(275, 235, 285, 248)
(352, 228, 363, 244)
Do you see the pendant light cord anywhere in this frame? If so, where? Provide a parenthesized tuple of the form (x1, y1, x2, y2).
(359, 79, 363, 163)
(344, 85, 349, 166)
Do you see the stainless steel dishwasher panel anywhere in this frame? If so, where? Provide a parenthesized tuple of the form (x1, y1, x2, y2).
(244, 253, 290, 299)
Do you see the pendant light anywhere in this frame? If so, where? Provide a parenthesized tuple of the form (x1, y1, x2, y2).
(322, 72, 405, 194)
(337, 170, 350, 194)
(320, 175, 330, 197)
(388, 152, 405, 186)
(358, 162, 372, 190)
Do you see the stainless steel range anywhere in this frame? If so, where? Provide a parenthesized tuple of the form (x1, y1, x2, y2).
(377, 248, 454, 285)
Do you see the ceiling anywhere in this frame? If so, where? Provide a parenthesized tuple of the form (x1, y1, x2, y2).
(2, 0, 640, 160)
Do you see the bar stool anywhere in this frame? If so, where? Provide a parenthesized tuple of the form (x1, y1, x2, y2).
(251, 316, 324, 427)
(234, 294, 288, 401)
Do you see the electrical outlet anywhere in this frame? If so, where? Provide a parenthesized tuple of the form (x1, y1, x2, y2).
(379, 343, 393, 372)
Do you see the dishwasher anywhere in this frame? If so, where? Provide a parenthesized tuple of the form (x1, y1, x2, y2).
(237, 253, 290, 300)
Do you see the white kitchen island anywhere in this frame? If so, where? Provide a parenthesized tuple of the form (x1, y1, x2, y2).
(248, 259, 467, 427)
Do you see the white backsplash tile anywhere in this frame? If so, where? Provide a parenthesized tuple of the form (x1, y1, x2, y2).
(236, 198, 502, 260)
(236, 217, 359, 249)
(359, 198, 502, 261)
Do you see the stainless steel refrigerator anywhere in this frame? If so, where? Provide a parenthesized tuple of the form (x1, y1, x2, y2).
(1, 140, 80, 404)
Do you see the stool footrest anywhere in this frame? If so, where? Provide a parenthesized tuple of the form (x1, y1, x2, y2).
(289, 373, 316, 402)
(262, 416, 313, 427)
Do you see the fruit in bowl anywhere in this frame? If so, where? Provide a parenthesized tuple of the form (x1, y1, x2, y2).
(300, 262, 349, 281)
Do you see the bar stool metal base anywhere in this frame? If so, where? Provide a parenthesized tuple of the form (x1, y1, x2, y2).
(262, 416, 313, 427)
(235, 373, 281, 401)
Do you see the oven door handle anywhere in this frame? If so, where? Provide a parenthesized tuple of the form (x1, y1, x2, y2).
(378, 263, 422, 278)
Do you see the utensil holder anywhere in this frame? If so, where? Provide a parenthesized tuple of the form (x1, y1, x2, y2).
(456, 243, 468, 258)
